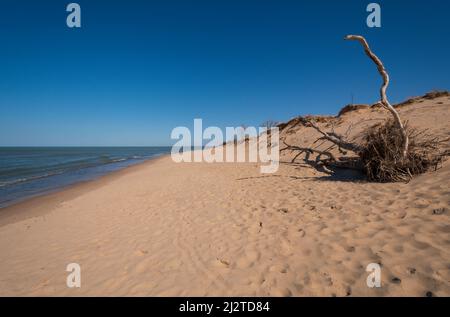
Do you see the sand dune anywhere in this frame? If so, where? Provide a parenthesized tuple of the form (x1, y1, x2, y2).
(0, 94, 449, 296)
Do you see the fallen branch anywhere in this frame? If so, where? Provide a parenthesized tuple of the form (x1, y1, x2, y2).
(289, 117, 362, 153)
(281, 140, 336, 163)
(303, 118, 363, 153)
(282, 139, 366, 173)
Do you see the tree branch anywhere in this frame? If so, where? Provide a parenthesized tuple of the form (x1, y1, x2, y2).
(345, 35, 409, 159)
(297, 117, 363, 153)
(281, 140, 336, 163)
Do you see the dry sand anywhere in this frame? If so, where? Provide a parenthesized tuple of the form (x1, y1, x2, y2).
(0, 94, 449, 296)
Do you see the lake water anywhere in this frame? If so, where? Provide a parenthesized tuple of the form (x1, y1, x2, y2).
(0, 147, 171, 208)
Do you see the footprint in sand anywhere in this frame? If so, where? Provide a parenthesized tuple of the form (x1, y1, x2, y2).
(279, 238, 293, 256)
(236, 251, 260, 269)
(407, 267, 416, 275)
(269, 263, 289, 274)
(270, 287, 292, 297)
(345, 246, 355, 253)
(135, 249, 149, 256)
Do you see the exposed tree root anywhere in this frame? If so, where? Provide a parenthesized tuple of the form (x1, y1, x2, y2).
(360, 120, 449, 182)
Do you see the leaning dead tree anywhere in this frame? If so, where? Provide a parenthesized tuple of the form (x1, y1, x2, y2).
(345, 35, 409, 159)
(280, 35, 448, 182)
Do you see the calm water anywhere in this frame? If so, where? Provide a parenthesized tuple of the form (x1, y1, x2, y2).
(0, 147, 171, 208)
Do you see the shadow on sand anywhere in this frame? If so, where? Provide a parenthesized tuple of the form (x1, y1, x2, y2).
(236, 160, 366, 183)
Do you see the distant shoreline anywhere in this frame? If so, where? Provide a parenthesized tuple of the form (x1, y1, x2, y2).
(0, 147, 171, 210)
(0, 153, 169, 223)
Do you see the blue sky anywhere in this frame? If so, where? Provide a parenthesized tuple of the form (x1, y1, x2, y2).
(0, 0, 449, 146)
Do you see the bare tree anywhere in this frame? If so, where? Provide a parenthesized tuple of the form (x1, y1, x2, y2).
(344, 35, 409, 159)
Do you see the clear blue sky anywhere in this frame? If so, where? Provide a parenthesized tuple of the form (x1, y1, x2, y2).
(0, 0, 449, 146)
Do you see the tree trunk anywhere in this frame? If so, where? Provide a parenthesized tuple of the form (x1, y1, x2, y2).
(345, 35, 409, 159)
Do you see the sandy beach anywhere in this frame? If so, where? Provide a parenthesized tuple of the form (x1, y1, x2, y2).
(0, 94, 449, 296)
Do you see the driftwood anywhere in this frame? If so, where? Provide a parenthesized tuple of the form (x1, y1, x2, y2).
(300, 117, 362, 153)
(281, 140, 336, 164)
(345, 35, 409, 159)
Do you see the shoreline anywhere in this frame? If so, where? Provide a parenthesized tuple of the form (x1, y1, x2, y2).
(0, 154, 169, 227)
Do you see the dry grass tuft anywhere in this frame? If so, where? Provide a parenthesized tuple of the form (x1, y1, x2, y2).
(338, 104, 369, 117)
(422, 90, 450, 99)
(360, 119, 448, 182)
(394, 90, 449, 108)
(303, 115, 335, 124)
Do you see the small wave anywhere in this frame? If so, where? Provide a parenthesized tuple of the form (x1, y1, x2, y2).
(112, 158, 127, 163)
(0, 154, 154, 189)
(0, 170, 65, 188)
(111, 155, 144, 163)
